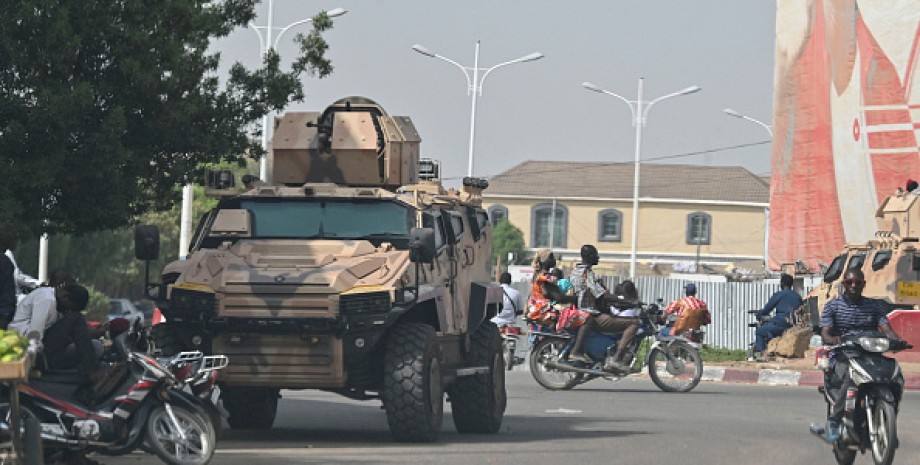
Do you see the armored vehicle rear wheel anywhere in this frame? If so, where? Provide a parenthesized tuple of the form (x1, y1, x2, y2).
(381, 323, 444, 442)
(223, 387, 279, 430)
(449, 321, 506, 434)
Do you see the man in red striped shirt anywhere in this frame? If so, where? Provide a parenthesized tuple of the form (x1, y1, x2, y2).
(661, 283, 711, 337)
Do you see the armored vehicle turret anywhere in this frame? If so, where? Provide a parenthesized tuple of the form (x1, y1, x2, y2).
(137, 97, 505, 442)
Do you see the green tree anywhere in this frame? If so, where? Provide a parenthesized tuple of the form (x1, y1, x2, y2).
(0, 0, 339, 238)
(492, 220, 526, 267)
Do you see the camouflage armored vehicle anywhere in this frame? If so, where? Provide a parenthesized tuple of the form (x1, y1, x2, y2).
(136, 97, 506, 442)
(802, 191, 920, 323)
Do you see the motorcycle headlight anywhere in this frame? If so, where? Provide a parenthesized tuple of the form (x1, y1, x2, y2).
(858, 337, 890, 353)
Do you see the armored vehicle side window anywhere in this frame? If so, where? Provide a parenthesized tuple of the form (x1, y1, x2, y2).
(422, 213, 446, 250)
(824, 253, 847, 283)
(476, 211, 489, 231)
(465, 207, 481, 242)
(871, 250, 892, 271)
(846, 253, 866, 271)
(448, 212, 465, 241)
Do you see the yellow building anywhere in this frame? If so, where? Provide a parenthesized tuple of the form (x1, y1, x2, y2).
(483, 161, 770, 276)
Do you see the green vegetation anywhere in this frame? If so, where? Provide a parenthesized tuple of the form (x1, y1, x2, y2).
(700, 346, 747, 362)
(491, 220, 526, 267)
(0, 1, 340, 238)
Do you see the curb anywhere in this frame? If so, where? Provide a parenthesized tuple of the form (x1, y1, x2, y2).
(705, 366, 920, 391)
(515, 361, 920, 391)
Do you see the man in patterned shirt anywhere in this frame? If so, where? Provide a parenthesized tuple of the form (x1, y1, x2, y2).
(816, 268, 902, 442)
(567, 244, 639, 373)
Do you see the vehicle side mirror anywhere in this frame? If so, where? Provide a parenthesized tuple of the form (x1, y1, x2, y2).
(409, 228, 436, 264)
(135, 225, 160, 261)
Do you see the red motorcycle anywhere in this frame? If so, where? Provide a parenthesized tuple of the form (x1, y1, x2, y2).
(0, 318, 226, 465)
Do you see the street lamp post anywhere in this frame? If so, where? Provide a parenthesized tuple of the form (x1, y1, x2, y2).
(250, 5, 348, 181)
(583, 78, 701, 278)
(723, 108, 772, 137)
(174, 5, 346, 260)
(723, 108, 772, 272)
(412, 42, 543, 177)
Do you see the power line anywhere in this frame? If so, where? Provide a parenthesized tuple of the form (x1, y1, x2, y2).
(441, 139, 772, 180)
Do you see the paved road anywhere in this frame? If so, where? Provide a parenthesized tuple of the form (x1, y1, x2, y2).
(97, 372, 920, 465)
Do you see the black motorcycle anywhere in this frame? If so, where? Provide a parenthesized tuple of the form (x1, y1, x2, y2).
(0, 321, 224, 465)
(811, 331, 912, 465)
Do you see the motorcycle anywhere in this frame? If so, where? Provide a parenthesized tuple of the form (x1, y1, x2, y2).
(810, 331, 912, 465)
(499, 325, 524, 371)
(528, 301, 703, 392)
(0, 318, 227, 465)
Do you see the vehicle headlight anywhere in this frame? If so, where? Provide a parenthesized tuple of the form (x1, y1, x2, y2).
(858, 337, 890, 353)
(340, 291, 391, 315)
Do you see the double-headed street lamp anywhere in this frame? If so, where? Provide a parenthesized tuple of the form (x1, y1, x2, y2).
(723, 107, 772, 272)
(723, 108, 772, 137)
(177, 5, 347, 260)
(583, 78, 701, 278)
(412, 41, 543, 177)
(249, 5, 348, 180)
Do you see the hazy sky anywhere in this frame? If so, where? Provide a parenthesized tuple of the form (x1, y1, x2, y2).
(213, 1, 777, 186)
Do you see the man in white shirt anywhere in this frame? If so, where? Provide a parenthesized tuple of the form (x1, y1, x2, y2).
(491, 272, 523, 327)
(9, 267, 74, 340)
(5, 248, 40, 303)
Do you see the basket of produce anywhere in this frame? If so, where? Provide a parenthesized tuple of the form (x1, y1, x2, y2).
(0, 331, 31, 381)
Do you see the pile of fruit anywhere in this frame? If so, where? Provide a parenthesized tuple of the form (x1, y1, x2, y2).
(0, 331, 27, 362)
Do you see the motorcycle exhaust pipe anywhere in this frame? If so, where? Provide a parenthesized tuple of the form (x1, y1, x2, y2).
(545, 359, 613, 377)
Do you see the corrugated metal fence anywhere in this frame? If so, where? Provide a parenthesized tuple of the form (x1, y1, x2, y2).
(511, 277, 814, 351)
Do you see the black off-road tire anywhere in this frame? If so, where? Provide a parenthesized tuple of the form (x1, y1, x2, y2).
(222, 387, 279, 430)
(449, 321, 506, 434)
(381, 323, 444, 442)
(150, 322, 187, 356)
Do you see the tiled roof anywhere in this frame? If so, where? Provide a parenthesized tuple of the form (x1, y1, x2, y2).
(484, 160, 769, 203)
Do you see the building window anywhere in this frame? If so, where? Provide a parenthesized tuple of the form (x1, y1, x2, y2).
(531, 203, 567, 249)
(686, 211, 711, 245)
(488, 205, 508, 226)
(597, 209, 622, 242)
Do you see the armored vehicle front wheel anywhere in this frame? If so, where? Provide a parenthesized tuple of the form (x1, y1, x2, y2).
(381, 323, 444, 442)
(222, 387, 279, 430)
(448, 321, 506, 434)
(150, 322, 188, 356)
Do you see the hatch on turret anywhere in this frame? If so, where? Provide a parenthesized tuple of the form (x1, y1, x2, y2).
(271, 96, 421, 189)
(876, 193, 920, 239)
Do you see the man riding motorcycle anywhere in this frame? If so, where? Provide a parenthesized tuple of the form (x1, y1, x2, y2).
(811, 268, 903, 442)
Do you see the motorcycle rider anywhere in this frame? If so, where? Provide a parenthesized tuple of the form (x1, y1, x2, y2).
(812, 268, 903, 442)
(567, 244, 639, 373)
(660, 283, 711, 338)
(749, 273, 802, 361)
(9, 267, 78, 340)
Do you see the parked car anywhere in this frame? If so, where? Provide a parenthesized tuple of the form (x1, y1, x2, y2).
(108, 298, 145, 326)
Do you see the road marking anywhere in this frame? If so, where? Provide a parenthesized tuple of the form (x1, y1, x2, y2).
(545, 408, 582, 414)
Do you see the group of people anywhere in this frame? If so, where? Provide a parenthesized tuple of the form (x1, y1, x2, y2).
(0, 236, 103, 379)
(497, 244, 712, 374)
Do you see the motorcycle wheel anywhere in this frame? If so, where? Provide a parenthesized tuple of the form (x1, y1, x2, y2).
(529, 338, 582, 390)
(648, 341, 702, 393)
(145, 404, 216, 465)
(869, 399, 897, 465)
